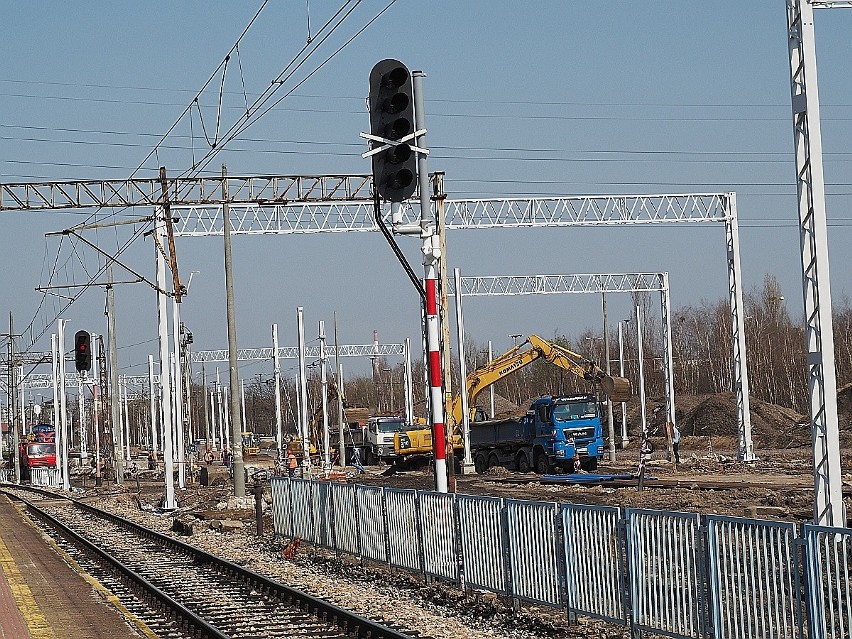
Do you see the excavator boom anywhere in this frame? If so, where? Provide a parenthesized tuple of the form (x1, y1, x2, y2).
(394, 335, 632, 457)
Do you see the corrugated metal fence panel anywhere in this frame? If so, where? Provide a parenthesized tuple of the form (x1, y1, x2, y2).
(385, 488, 422, 572)
(419, 491, 459, 583)
(30, 468, 62, 487)
(330, 482, 360, 556)
(458, 494, 507, 595)
(707, 515, 802, 639)
(627, 509, 704, 638)
(507, 499, 561, 607)
(805, 524, 852, 639)
(562, 503, 626, 625)
(290, 478, 315, 542)
(270, 477, 291, 537)
(311, 481, 334, 549)
(357, 485, 387, 562)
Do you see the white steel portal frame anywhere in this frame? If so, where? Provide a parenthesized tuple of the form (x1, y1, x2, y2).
(448, 271, 753, 464)
(450, 272, 677, 435)
(786, 0, 848, 527)
(173, 191, 754, 461)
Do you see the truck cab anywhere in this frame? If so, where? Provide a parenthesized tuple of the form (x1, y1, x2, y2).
(364, 416, 408, 465)
(529, 395, 604, 472)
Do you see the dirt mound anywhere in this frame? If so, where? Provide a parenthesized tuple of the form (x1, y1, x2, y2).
(626, 393, 808, 448)
(674, 393, 807, 448)
(678, 394, 739, 437)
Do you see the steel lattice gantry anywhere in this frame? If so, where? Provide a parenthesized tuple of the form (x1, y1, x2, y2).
(0, 174, 373, 211)
(171, 192, 753, 461)
(171, 192, 731, 236)
(189, 342, 405, 363)
(786, 0, 848, 527)
(0, 176, 753, 462)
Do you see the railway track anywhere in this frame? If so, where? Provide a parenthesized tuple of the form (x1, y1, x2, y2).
(2, 486, 415, 639)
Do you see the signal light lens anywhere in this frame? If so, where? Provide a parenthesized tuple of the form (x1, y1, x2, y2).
(388, 169, 414, 190)
(381, 66, 409, 89)
(387, 118, 411, 140)
(387, 144, 412, 164)
(384, 93, 409, 115)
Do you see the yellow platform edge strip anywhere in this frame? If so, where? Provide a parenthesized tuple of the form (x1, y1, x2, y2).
(8, 494, 158, 639)
(0, 494, 56, 639)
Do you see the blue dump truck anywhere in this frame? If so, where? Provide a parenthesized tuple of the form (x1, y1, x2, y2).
(469, 394, 605, 474)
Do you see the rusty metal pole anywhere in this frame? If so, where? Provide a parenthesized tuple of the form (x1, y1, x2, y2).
(253, 478, 263, 536)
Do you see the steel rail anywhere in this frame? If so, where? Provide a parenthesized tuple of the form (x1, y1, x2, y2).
(5, 489, 227, 638)
(4, 487, 413, 639)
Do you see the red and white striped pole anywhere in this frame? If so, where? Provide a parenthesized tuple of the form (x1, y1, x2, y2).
(425, 261, 448, 493)
(413, 70, 448, 493)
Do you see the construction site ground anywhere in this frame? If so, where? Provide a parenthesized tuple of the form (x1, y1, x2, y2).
(339, 391, 852, 523)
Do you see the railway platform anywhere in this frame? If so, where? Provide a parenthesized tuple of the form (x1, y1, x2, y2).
(0, 493, 151, 638)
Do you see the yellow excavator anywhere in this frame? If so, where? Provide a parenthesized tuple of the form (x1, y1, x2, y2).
(394, 335, 631, 458)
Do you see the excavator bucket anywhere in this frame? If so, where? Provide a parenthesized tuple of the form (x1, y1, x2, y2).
(602, 375, 632, 403)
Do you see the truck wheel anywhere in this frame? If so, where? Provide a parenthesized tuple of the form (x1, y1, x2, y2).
(474, 453, 488, 474)
(580, 457, 598, 472)
(535, 454, 552, 475)
(516, 453, 531, 473)
(363, 449, 373, 466)
(488, 454, 501, 469)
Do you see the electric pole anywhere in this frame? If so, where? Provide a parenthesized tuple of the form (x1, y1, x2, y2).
(222, 165, 246, 497)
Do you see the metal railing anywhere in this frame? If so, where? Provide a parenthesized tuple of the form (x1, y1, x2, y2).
(270, 477, 845, 638)
(29, 468, 62, 488)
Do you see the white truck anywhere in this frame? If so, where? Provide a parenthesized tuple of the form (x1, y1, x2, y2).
(363, 416, 408, 465)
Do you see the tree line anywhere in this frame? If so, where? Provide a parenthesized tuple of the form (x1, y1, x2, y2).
(168, 275, 850, 439)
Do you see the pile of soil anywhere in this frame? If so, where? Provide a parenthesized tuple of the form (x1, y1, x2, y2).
(626, 392, 809, 449)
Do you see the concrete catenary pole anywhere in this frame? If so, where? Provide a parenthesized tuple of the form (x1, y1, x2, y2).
(58, 319, 70, 491)
(453, 268, 474, 474)
(172, 301, 185, 489)
(222, 165, 245, 497)
(618, 321, 628, 447)
(412, 70, 448, 493)
(319, 321, 330, 471)
(337, 361, 346, 468)
(147, 355, 157, 453)
(272, 324, 283, 456)
(202, 362, 210, 445)
(240, 379, 246, 438)
(122, 377, 131, 460)
(636, 306, 650, 490)
(404, 338, 414, 426)
(155, 205, 176, 509)
(603, 291, 616, 462)
(106, 265, 123, 483)
(51, 333, 61, 477)
(296, 307, 311, 477)
(488, 341, 495, 419)
(333, 313, 346, 469)
(7, 319, 19, 484)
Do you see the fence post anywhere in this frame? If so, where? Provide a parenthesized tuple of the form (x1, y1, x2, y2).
(500, 499, 515, 608)
(382, 486, 392, 569)
(413, 490, 426, 577)
(555, 504, 574, 624)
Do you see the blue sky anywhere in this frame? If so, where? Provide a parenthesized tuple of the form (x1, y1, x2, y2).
(2, 2, 851, 382)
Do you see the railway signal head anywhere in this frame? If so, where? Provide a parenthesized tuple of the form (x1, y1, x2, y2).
(368, 59, 417, 203)
(74, 330, 91, 372)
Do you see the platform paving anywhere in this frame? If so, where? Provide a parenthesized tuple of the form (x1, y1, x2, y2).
(0, 493, 150, 638)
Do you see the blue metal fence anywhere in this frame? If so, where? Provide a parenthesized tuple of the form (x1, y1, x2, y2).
(270, 477, 847, 638)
